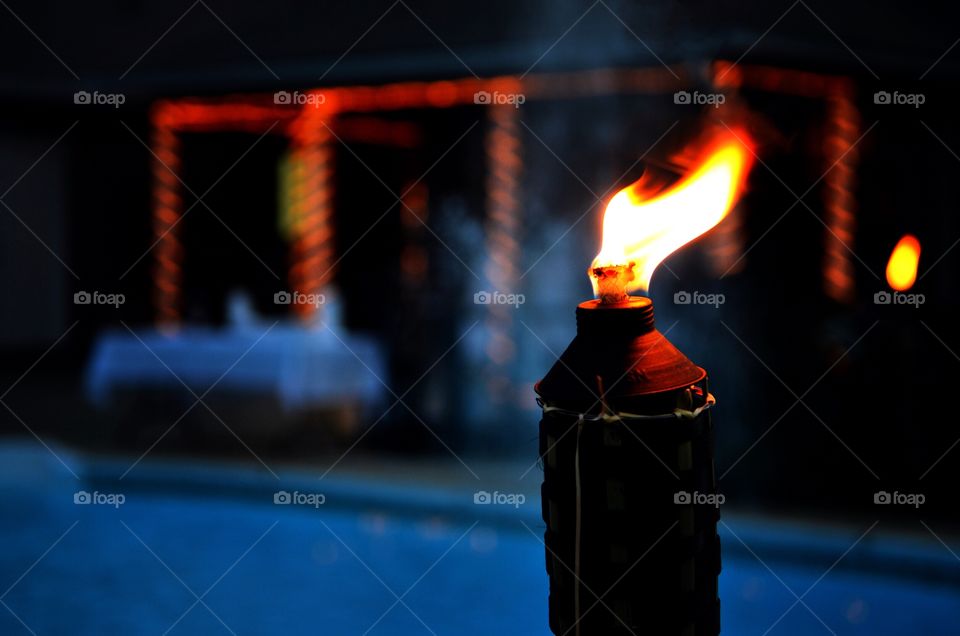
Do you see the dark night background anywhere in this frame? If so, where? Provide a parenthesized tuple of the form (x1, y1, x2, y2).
(1, 1, 959, 634)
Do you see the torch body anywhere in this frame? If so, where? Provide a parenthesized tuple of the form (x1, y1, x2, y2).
(537, 297, 721, 635)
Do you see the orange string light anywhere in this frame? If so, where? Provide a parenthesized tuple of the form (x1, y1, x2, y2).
(821, 87, 860, 303)
(150, 109, 184, 330)
(288, 107, 335, 321)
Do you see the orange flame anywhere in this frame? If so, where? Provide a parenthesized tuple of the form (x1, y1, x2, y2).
(591, 131, 754, 296)
(885, 234, 921, 291)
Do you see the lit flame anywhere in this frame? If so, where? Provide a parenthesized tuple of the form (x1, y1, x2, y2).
(590, 131, 754, 296)
(885, 234, 921, 291)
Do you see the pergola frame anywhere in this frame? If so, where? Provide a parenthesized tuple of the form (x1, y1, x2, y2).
(148, 64, 861, 337)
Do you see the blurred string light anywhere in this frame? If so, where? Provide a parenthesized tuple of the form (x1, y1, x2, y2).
(288, 106, 335, 321)
(150, 114, 184, 330)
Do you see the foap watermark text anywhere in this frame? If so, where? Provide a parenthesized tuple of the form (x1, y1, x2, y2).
(474, 490, 526, 508)
(674, 290, 725, 308)
(874, 290, 924, 308)
(674, 490, 725, 508)
(874, 91, 925, 108)
(274, 490, 326, 508)
(275, 291, 326, 308)
(674, 91, 725, 108)
(874, 490, 924, 508)
(74, 91, 125, 108)
(474, 91, 525, 108)
(74, 490, 125, 508)
(75, 291, 125, 308)
(274, 91, 326, 107)
(474, 290, 524, 308)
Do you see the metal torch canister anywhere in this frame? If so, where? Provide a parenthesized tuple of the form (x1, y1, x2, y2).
(536, 296, 720, 636)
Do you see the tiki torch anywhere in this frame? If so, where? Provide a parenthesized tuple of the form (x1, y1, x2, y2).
(536, 133, 753, 635)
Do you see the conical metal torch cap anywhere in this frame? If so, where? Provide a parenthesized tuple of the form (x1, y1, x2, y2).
(535, 297, 706, 412)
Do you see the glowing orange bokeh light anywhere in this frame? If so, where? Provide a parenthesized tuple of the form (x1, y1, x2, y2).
(590, 131, 754, 296)
(885, 234, 921, 291)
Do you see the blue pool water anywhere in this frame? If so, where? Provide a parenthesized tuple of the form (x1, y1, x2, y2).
(0, 443, 958, 635)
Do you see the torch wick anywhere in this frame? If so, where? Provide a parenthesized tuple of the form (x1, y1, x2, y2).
(591, 262, 636, 304)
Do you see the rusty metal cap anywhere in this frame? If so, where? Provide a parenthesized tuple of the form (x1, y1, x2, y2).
(535, 297, 706, 409)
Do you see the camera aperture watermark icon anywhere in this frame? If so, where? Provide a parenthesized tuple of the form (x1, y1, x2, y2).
(874, 490, 924, 508)
(74, 290, 125, 308)
(274, 490, 326, 508)
(874, 91, 925, 108)
(274, 91, 326, 108)
(874, 290, 924, 308)
(474, 490, 526, 508)
(274, 290, 326, 308)
(674, 290, 725, 308)
(674, 490, 725, 508)
(74, 490, 125, 508)
(474, 91, 525, 108)
(74, 91, 126, 108)
(674, 91, 725, 108)
(474, 290, 525, 308)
